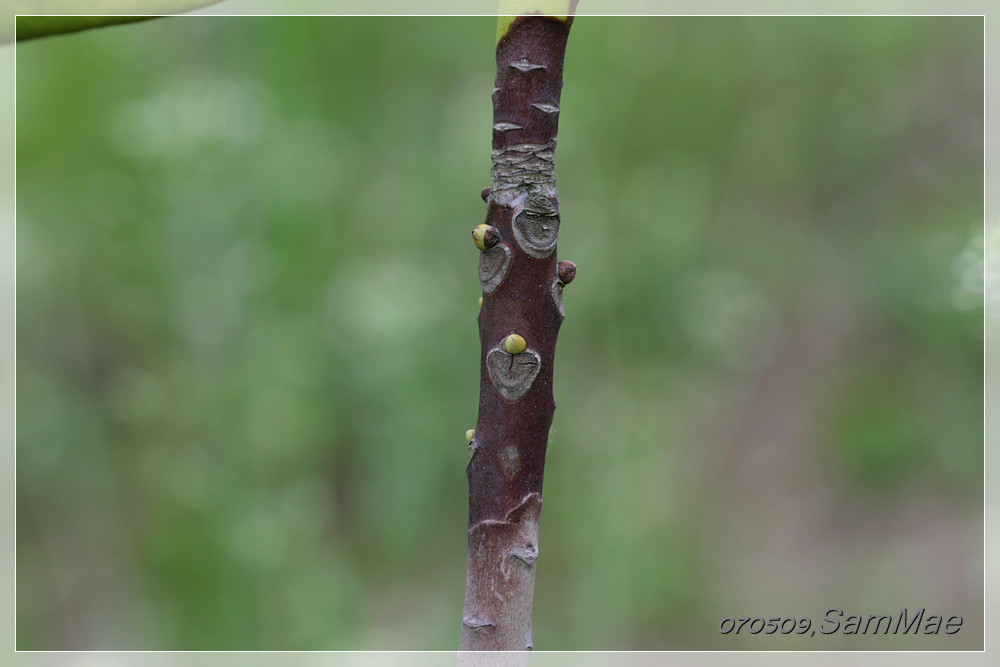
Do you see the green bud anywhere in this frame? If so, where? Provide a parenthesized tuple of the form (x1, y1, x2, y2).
(503, 333, 527, 355)
(472, 224, 501, 251)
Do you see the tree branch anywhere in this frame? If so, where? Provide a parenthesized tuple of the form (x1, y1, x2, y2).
(460, 6, 575, 655)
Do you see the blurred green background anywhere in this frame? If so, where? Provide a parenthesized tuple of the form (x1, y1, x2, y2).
(15, 16, 983, 650)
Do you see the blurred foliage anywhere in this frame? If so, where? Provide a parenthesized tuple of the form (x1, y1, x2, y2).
(16, 16, 983, 650)
(2, 1, 223, 43)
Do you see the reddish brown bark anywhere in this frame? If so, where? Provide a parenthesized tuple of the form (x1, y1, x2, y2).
(460, 14, 574, 653)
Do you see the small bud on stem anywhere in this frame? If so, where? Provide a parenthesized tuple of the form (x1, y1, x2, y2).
(502, 333, 527, 355)
(557, 260, 577, 285)
(472, 224, 502, 251)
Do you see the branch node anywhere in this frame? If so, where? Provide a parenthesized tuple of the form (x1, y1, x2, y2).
(511, 192, 560, 259)
(551, 279, 565, 320)
(510, 543, 539, 566)
(487, 347, 541, 402)
(478, 243, 512, 294)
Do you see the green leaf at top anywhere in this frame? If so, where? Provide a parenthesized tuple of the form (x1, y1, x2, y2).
(4, 0, 223, 44)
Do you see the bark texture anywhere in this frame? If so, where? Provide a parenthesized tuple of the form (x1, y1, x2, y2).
(460, 14, 573, 654)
